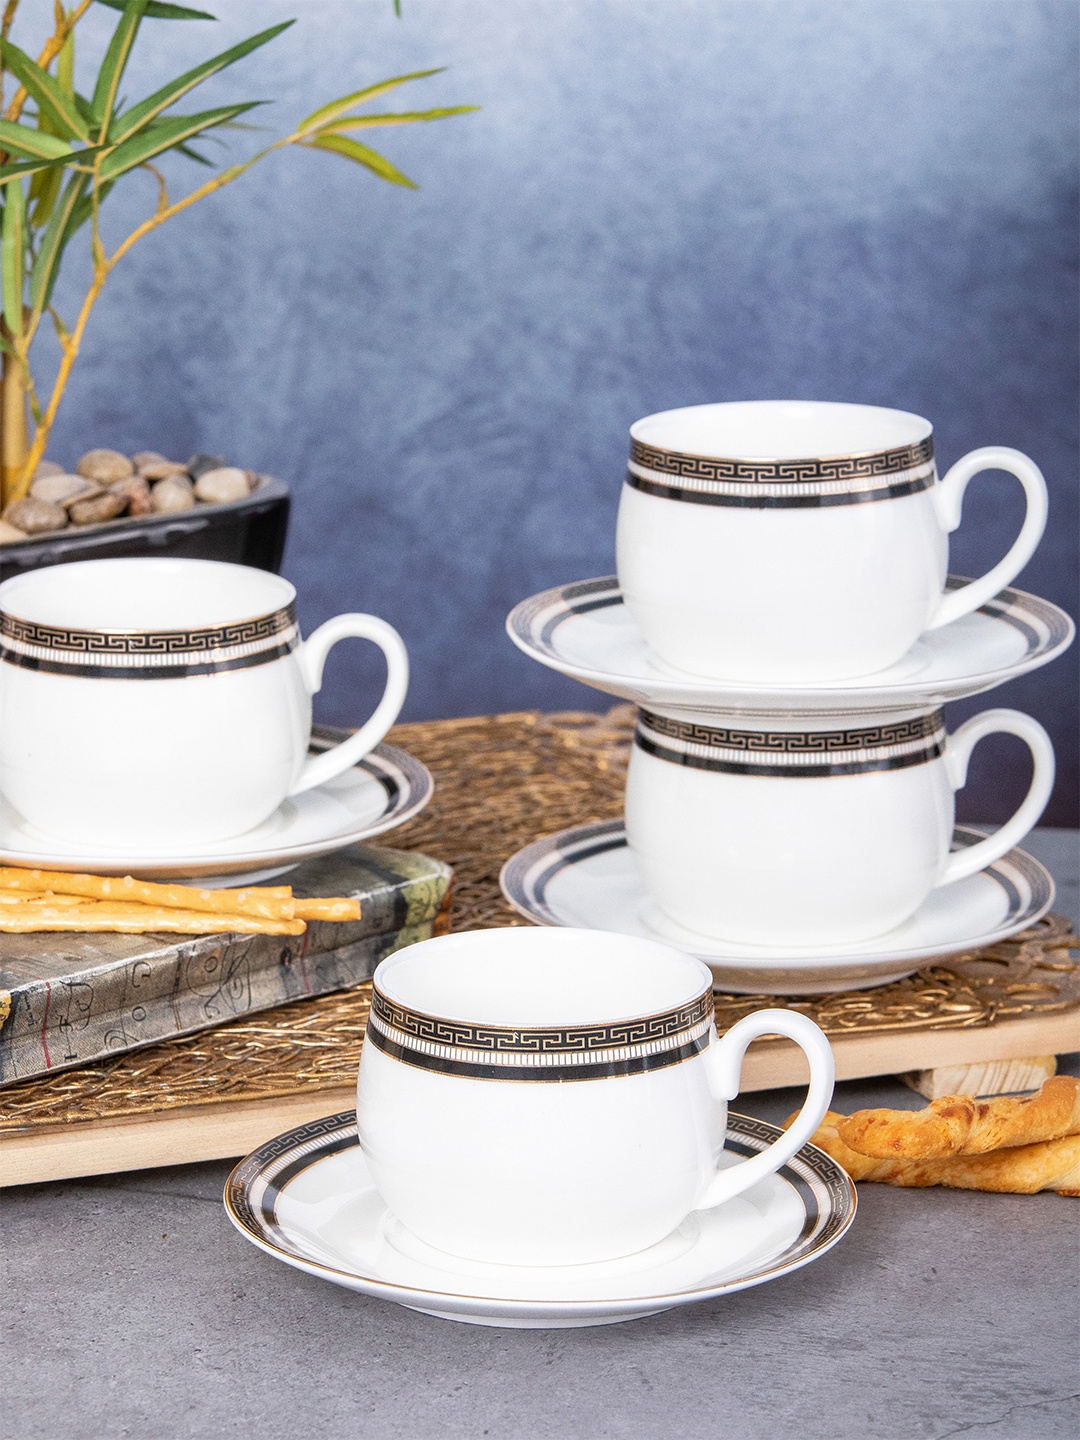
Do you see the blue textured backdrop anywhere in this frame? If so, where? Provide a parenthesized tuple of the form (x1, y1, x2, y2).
(42, 0, 1079, 822)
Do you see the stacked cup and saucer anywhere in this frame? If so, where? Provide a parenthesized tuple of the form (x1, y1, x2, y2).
(505, 400, 1074, 993)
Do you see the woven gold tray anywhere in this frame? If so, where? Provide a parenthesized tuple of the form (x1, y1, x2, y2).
(2, 708, 1077, 1183)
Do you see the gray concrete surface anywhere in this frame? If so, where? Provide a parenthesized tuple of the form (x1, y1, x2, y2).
(3, 831, 1078, 1440)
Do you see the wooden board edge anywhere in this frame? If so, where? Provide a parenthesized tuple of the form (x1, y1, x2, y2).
(739, 1010, 1080, 1090)
(3, 1009, 1079, 1185)
(0, 1087, 357, 1187)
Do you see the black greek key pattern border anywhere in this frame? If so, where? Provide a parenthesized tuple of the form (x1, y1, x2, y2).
(639, 708, 943, 755)
(225, 1112, 358, 1241)
(0, 603, 298, 679)
(624, 468, 936, 509)
(629, 435, 934, 485)
(370, 984, 713, 1057)
(0, 602, 296, 656)
(365, 1022, 711, 1081)
(636, 708, 946, 777)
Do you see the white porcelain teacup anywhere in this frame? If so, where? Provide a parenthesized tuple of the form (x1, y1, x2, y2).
(0, 557, 409, 849)
(616, 400, 1049, 683)
(357, 927, 834, 1268)
(625, 704, 1055, 948)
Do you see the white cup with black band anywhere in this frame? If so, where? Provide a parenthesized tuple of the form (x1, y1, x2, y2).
(616, 399, 1048, 683)
(357, 926, 835, 1267)
(624, 704, 1055, 948)
(0, 557, 409, 849)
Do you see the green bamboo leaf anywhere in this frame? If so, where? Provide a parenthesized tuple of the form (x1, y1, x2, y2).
(173, 141, 212, 164)
(109, 20, 292, 145)
(98, 102, 260, 181)
(1, 178, 26, 336)
(0, 120, 74, 161)
(320, 105, 479, 134)
(0, 150, 94, 182)
(96, 0, 217, 17)
(29, 161, 64, 227)
(299, 69, 443, 134)
(31, 176, 114, 315)
(29, 171, 88, 313)
(0, 41, 91, 141)
(92, 0, 150, 128)
(27, 68, 72, 219)
(57, 28, 75, 96)
(305, 133, 416, 188)
(60, 180, 114, 249)
(28, 125, 66, 224)
(64, 192, 97, 239)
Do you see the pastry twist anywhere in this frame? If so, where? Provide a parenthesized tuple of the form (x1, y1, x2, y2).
(835, 1075, 1080, 1158)
(792, 1110, 1080, 1196)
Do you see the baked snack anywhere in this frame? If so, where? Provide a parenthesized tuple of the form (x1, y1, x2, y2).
(0, 900, 305, 935)
(835, 1076, 1080, 1158)
(0, 866, 362, 933)
(292, 897, 364, 921)
(0, 866, 297, 921)
(793, 1110, 1080, 1196)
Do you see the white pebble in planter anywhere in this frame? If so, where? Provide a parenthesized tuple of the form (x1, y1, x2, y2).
(194, 467, 250, 505)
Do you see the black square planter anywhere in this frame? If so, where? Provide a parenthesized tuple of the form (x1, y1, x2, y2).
(0, 475, 290, 582)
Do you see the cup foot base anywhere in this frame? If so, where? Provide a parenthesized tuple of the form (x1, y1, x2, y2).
(380, 1209, 701, 1276)
(402, 1303, 672, 1328)
(642, 644, 931, 688)
(639, 897, 904, 954)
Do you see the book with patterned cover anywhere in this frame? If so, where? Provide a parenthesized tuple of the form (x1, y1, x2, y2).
(0, 844, 451, 1086)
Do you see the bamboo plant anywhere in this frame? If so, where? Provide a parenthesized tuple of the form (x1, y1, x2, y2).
(0, 0, 474, 506)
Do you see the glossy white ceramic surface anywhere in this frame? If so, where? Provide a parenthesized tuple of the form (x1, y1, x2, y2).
(616, 401, 1048, 683)
(356, 928, 834, 1267)
(624, 706, 1054, 947)
(0, 739, 432, 880)
(225, 1109, 857, 1327)
(505, 577, 1074, 716)
(499, 820, 1055, 994)
(0, 558, 408, 848)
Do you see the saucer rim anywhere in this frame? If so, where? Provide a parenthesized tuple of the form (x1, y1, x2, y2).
(505, 575, 1075, 709)
(498, 820, 1055, 970)
(0, 739, 434, 877)
(224, 1109, 857, 1317)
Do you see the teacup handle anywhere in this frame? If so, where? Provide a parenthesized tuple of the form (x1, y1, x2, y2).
(288, 613, 410, 797)
(935, 708, 1055, 887)
(928, 447, 1048, 631)
(694, 1010, 835, 1212)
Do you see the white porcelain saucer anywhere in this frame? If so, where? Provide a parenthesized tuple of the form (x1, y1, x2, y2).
(0, 739, 433, 881)
(225, 1109, 855, 1329)
(506, 576, 1074, 715)
(500, 821, 1055, 994)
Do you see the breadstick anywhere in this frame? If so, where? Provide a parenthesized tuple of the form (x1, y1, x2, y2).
(790, 1111, 1080, 1195)
(292, 897, 361, 922)
(836, 1076, 1080, 1158)
(0, 892, 93, 906)
(0, 867, 295, 921)
(796, 1111, 894, 1181)
(0, 901, 304, 935)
